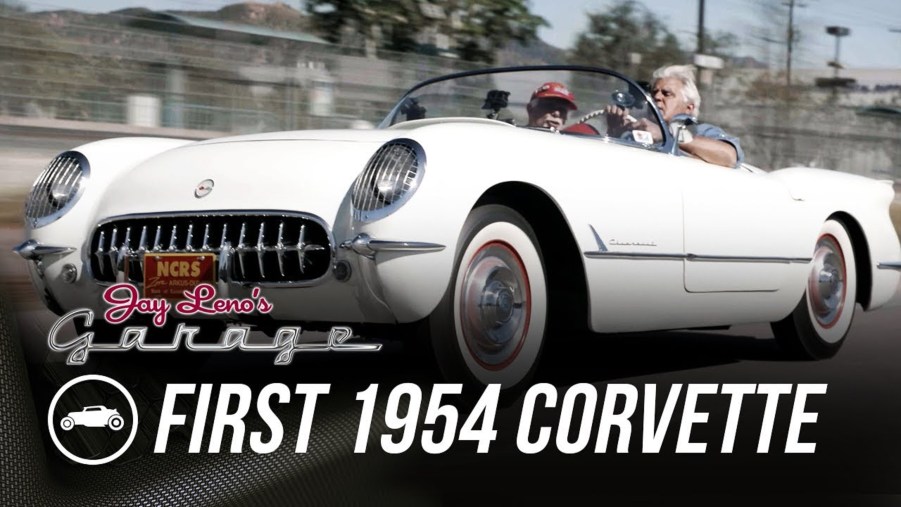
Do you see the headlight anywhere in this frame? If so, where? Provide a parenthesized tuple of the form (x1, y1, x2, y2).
(25, 151, 90, 228)
(351, 139, 425, 222)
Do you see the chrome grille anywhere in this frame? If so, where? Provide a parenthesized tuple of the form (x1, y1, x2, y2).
(25, 151, 89, 227)
(89, 213, 332, 285)
(352, 139, 425, 222)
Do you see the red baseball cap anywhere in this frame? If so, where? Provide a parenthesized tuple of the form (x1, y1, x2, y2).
(531, 82, 578, 110)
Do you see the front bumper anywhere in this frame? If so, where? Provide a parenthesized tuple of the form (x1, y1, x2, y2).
(17, 227, 448, 326)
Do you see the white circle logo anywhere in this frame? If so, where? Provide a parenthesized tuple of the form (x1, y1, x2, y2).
(47, 374, 139, 465)
(194, 179, 214, 198)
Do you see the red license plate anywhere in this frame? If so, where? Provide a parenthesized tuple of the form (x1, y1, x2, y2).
(143, 253, 216, 299)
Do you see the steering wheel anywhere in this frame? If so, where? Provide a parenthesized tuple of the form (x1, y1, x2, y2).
(576, 90, 637, 124)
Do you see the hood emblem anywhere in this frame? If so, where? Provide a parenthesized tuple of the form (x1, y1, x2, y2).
(194, 179, 214, 198)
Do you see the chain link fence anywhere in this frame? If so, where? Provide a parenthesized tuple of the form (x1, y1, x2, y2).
(0, 9, 480, 134)
(0, 9, 898, 180)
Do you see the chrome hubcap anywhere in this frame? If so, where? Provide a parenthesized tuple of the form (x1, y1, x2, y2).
(460, 241, 529, 369)
(809, 235, 845, 327)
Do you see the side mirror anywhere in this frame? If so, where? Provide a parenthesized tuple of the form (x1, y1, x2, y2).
(610, 90, 635, 109)
(400, 97, 427, 121)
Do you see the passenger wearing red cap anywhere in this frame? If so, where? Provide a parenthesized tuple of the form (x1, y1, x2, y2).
(526, 82, 578, 129)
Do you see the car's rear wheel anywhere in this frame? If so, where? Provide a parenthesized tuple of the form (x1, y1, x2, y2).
(60, 416, 74, 431)
(428, 205, 547, 395)
(771, 219, 857, 359)
(108, 414, 124, 431)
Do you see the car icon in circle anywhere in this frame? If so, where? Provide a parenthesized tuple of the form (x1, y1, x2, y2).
(59, 405, 124, 431)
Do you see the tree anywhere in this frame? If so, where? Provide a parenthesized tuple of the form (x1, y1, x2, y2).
(0, 0, 26, 13)
(701, 31, 739, 60)
(305, 0, 547, 64)
(450, 0, 548, 64)
(568, 0, 685, 78)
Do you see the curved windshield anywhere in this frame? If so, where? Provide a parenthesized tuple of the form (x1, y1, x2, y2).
(381, 67, 666, 147)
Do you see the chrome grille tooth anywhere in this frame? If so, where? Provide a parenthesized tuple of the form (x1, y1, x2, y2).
(152, 225, 162, 252)
(237, 222, 247, 278)
(185, 223, 195, 252)
(219, 222, 229, 250)
(117, 226, 132, 271)
(275, 221, 286, 276)
(256, 221, 266, 278)
(297, 224, 306, 273)
(137, 226, 148, 253)
(95, 230, 106, 276)
(107, 227, 118, 271)
(218, 239, 232, 282)
(168, 224, 178, 252)
(201, 223, 211, 252)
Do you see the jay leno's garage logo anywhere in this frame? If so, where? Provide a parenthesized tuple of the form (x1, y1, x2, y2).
(47, 282, 380, 365)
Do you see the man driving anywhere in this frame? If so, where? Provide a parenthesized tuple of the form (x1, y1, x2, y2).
(606, 65, 744, 168)
(527, 82, 578, 129)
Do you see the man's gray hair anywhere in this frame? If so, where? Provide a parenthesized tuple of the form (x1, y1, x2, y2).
(652, 64, 701, 116)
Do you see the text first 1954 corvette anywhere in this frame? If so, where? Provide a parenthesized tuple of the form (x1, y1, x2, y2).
(15, 66, 901, 392)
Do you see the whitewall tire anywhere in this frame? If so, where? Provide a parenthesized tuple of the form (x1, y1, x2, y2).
(772, 219, 856, 359)
(429, 205, 547, 392)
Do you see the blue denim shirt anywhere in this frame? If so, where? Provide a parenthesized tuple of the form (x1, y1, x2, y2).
(689, 123, 745, 168)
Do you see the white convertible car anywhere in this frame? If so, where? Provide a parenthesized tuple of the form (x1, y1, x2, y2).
(16, 66, 901, 391)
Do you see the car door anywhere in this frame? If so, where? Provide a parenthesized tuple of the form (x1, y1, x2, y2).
(679, 159, 808, 293)
(580, 144, 689, 333)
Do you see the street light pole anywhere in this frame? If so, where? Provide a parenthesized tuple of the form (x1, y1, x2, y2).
(826, 26, 850, 78)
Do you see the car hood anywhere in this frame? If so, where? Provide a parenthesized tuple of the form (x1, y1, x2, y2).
(96, 129, 400, 229)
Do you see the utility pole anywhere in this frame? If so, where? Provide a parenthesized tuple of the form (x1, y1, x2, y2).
(697, 0, 706, 54)
(784, 0, 806, 87)
(786, 0, 795, 87)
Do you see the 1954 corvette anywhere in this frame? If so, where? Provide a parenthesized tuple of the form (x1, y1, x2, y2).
(16, 65, 901, 392)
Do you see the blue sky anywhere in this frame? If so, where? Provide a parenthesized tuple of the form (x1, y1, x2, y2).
(14, 0, 901, 69)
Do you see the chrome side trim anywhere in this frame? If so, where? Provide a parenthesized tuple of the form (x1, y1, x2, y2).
(583, 250, 811, 264)
(584, 251, 685, 260)
(13, 240, 75, 260)
(687, 254, 811, 264)
(340, 233, 445, 260)
(877, 261, 901, 271)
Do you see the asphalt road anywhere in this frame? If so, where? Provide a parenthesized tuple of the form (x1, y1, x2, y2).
(2, 224, 901, 504)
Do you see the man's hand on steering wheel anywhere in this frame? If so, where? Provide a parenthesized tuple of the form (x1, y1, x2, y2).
(603, 105, 636, 137)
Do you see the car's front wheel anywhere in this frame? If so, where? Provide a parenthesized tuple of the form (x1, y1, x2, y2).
(108, 414, 124, 431)
(771, 219, 857, 359)
(428, 205, 547, 394)
(60, 417, 74, 431)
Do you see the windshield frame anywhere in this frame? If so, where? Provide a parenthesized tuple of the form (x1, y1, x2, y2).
(379, 64, 676, 152)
